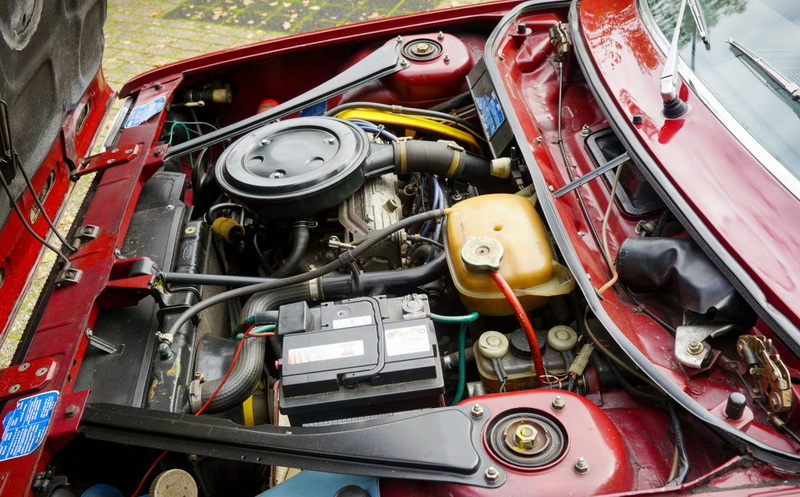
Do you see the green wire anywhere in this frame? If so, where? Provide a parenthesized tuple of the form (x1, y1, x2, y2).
(168, 122, 195, 169)
(234, 324, 276, 340)
(430, 312, 479, 405)
(451, 321, 471, 405)
(431, 312, 480, 323)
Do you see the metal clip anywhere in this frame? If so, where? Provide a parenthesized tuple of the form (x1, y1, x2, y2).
(738, 335, 793, 413)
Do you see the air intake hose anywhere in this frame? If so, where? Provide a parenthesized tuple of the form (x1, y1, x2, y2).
(365, 141, 509, 184)
(189, 282, 313, 414)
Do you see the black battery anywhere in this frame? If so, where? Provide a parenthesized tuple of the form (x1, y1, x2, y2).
(278, 294, 443, 425)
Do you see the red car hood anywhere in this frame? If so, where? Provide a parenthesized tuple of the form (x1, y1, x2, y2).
(578, 0, 800, 331)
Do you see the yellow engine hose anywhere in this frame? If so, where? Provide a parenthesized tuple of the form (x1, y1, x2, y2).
(334, 108, 482, 153)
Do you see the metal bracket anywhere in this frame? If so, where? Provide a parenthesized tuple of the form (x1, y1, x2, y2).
(74, 224, 100, 243)
(55, 266, 82, 288)
(552, 152, 630, 198)
(0, 357, 57, 401)
(674, 323, 733, 369)
(84, 328, 122, 355)
(81, 402, 504, 488)
(72, 143, 141, 178)
(164, 37, 409, 161)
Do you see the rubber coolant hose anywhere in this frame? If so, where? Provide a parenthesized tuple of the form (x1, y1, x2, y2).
(161, 209, 446, 350)
(190, 283, 312, 414)
(271, 221, 310, 278)
(364, 141, 505, 185)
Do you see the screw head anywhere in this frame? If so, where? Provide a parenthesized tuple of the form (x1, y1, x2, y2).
(551, 395, 566, 411)
(17, 362, 30, 372)
(8, 384, 20, 393)
(580, 124, 591, 136)
(64, 405, 79, 418)
(437, 31, 445, 40)
(687, 340, 705, 355)
(484, 466, 500, 483)
(574, 456, 590, 474)
(470, 404, 485, 419)
(35, 366, 49, 377)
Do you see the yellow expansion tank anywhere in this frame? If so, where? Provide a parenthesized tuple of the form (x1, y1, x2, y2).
(445, 194, 574, 315)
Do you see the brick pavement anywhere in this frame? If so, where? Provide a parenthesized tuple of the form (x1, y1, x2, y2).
(104, 0, 485, 92)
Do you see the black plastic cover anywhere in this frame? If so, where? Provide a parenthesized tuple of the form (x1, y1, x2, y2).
(215, 117, 369, 218)
(617, 237, 755, 324)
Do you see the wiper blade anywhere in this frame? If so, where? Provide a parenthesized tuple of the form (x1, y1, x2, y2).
(686, 0, 709, 43)
(727, 37, 800, 100)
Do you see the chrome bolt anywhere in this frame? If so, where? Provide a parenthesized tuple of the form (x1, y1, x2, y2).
(580, 124, 592, 136)
(64, 405, 79, 418)
(574, 456, 590, 474)
(260, 138, 271, 146)
(166, 204, 175, 211)
(497, 54, 505, 61)
(437, 31, 445, 40)
(551, 395, 566, 411)
(443, 55, 451, 63)
(35, 367, 49, 377)
(470, 404, 485, 419)
(400, 59, 409, 67)
(8, 384, 20, 393)
(106, 158, 115, 164)
(577, 231, 586, 237)
(396, 35, 403, 43)
(325, 137, 336, 145)
(687, 340, 704, 355)
(484, 466, 500, 483)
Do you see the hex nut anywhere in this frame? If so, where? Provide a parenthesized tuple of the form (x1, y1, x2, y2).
(471, 404, 485, 419)
(574, 456, 590, 474)
(687, 340, 704, 355)
(551, 395, 566, 411)
(513, 424, 538, 449)
(484, 466, 500, 483)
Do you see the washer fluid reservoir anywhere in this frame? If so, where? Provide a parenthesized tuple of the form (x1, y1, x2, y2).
(445, 194, 574, 316)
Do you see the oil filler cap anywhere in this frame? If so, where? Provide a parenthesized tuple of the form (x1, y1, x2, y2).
(149, 469, 198, 497)
(215, 117, 370, 218)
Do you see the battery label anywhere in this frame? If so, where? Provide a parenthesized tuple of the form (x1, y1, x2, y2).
(287, 340, 365, 364)
(0, 390, 58, 461)
(385, 325, 430, 357)
(332, 315, 372, 330)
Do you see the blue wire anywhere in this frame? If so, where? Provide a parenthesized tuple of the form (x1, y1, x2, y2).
(348, 119, 398, 141)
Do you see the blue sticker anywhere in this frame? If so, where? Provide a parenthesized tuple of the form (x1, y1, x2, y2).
(124, 95, 166, 128)
(0, 390, 59, 461)
(299, 101, 327, 117)
(475, 91, 505, 138)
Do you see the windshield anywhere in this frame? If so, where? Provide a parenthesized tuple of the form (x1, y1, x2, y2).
(641, 0, 800, 186)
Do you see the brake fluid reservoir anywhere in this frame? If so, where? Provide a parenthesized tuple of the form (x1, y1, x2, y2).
(445, 194, 574, 315)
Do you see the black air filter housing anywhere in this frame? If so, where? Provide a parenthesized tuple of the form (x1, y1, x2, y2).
(215, 117, 370, 218)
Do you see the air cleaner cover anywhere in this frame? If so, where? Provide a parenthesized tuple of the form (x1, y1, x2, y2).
(215, 117, 370, 218)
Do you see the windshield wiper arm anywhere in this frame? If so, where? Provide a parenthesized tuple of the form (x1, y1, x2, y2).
(727, 37, 800, 100)
(686, 0, 709, 44)
(660, 0, 690, 117)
